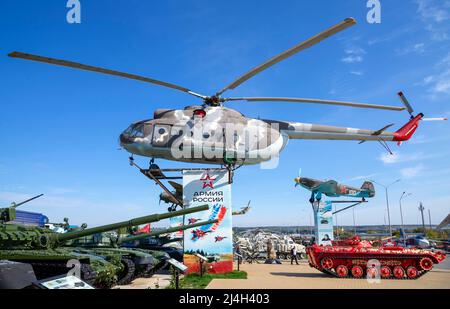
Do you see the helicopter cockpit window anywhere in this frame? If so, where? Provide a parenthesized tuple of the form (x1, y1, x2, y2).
(125, 123, 145, 138)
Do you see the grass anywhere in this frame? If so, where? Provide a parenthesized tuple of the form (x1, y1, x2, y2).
(168, 271, 247, 289)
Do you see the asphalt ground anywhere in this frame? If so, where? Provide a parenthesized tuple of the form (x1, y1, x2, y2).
(206, 259, 450, 289)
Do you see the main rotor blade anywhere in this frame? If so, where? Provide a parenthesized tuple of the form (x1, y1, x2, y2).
(225, 97, 405, 111)
(8, 51, 207, 99)
(216, 18, 357, 96)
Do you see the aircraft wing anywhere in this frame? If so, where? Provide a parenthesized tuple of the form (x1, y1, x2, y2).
(233, 206, 251, 216)
(168, 181, 183, 195)
(312, 180, 338, 194)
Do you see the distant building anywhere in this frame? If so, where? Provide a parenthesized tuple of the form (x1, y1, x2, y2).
(437, 214, 450, 230)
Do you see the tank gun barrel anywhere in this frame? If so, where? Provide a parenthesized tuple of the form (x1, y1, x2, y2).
(118, 219, 218, 244)
(50, 204, 209, 245)
(11, 194, 44, 208)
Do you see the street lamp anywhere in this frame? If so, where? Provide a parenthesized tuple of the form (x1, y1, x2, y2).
(370, 179, 401, 236)
(399, 191, 412, 244)
(399, 191, 412, 227)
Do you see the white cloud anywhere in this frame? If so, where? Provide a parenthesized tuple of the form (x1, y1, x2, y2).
(417, 0, 450, 23)
(347, 173, 379, 182)
(368, 26, 414, 46)
(342, 55, 363, 64)
(416, 0, 450, 41)
(428, 70, 450, 95)
(379, 152, 401, 164)
(417, 53, 450, 96)
(433, 78, 450, 93)
(396, 42, 426, 55)
(350, 71, 364, 76)
(341, 47, 365, 64)
(419, 75, 435, 86)
(400, 165, 425, 179)
(378, 151, 446, 165)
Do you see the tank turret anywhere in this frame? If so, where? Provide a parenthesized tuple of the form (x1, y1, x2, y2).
(66, 219, 218, 283)
(0, 204, 209, 249)
(0, 204, 209, 287)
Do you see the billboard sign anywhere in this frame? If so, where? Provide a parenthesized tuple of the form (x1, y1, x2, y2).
(182, 169, 233, 274)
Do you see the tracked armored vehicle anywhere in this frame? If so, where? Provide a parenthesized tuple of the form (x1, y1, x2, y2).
(306, 236, 446, 279)
(0, 200, 208, 288)
(66, 219, 218, 283)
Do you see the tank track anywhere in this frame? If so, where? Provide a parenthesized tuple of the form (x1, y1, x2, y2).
(313, 254, 431, 280)
(141, 259, 168, 278)
(117, 258, 135, 285)
(24, 261, 99, 287)
(136, 263, 154, 278)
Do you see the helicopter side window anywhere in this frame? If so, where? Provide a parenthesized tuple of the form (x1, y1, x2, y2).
(152, 124, 171, 147)
(143, 124, 152, 136)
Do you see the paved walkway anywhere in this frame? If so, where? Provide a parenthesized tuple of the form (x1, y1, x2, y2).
(113, 273, 172, 289)
(207, 260, 450, 289)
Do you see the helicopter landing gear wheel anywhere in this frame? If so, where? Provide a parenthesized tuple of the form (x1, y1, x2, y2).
(321, 257, 333, 269)
(380, 266, 392, 279)
(406, 266, 418, 279)
(393, 266, 405, 279)
(336, 265, 348, 278)
(351, 265, 364, 278)
(419, 257, 433, 271)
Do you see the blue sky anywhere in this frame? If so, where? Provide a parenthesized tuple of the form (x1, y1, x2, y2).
(1, 0, 449, 228)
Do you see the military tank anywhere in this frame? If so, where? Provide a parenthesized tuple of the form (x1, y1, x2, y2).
(65, 219, 218, 283)
(306, 236, 446, 279)
(0, 200, 209, 288)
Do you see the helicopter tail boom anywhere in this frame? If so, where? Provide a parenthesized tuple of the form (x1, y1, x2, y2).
(281, 114, 425, 143)
(282, 122, 395, 142)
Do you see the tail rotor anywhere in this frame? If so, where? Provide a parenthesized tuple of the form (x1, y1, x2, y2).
(398, 91, 447, 122)
(397, 92, 415, 118)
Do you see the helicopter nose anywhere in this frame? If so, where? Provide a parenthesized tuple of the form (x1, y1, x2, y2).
(119, 133, 134, 145)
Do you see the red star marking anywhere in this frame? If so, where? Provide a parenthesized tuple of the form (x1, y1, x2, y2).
(200, 173, 216, 189)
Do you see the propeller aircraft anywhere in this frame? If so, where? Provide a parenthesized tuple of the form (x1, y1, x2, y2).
(159, 181, 183, 211)
(232, 201, 251, 216)
(294, 176, 375, 204)
(8, 18, 446, 168)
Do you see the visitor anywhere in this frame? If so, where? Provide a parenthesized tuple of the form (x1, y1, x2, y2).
(290, 246, 299, 265)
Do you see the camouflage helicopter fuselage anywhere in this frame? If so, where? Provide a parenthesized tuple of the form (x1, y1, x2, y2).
(119, 105, 417, 166)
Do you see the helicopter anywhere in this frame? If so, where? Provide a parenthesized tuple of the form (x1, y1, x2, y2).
(8, 18, 446, 168)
